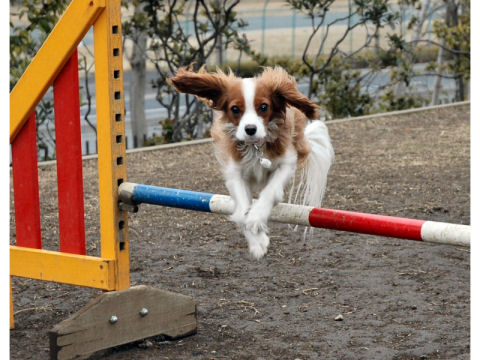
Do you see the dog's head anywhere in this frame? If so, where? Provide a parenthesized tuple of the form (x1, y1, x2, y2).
(168, 66, 318, 144)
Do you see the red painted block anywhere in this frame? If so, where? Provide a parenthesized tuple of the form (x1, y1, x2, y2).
(53, 50, 86, 255)
(12, 112, 42, 248)
(308, 208, 425, 241)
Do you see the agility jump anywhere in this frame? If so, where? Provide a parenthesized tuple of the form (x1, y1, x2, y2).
(9, 0, 469, 358)
(10, 1, 195, 359)
(119, 183, 470, 248)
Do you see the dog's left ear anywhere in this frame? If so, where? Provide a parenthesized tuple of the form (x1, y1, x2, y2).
(260, 67, 319, 120)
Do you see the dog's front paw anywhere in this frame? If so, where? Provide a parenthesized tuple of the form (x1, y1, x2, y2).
(245, 216, 269, 234)
(244, 230, 270, 259)
(229, 208, 248, 225)
(245, 205, 269, 234)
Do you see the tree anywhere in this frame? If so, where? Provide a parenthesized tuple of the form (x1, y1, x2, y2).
(318, 59, 373, 118)
(284, 0, 469, 119)
(433, 0, 469, 101)
(394, 0, 469, 104)
(284, 0, 399, 118)
(393, 0, 431, 98)
(123, 1, 149, 147)
(124, 0, 249, 142)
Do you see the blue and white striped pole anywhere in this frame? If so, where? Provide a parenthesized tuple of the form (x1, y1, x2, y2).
(118, 182, 470, 247)
(118, 182, 313, 225)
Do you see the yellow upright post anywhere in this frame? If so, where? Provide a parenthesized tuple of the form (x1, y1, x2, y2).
(93, 0, 129, 290)
(10, 279, 14, 329)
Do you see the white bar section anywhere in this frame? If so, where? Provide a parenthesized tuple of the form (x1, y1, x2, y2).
(209, 194, 312, 226)
(209, 195, 235, 215)
(270, 203, 313, 226)
(118, 182, 137, 195)
(421, 221, 470, 247)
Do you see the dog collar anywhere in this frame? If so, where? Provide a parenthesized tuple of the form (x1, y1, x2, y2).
(253, 144, 272, 169)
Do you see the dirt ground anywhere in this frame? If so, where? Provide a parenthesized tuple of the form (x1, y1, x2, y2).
(10, 104, 470, 359)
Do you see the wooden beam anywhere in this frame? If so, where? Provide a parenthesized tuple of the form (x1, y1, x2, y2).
(49, 286, 197, 360)
(10, 246, 115, 290)
(10, 0, 105, 143)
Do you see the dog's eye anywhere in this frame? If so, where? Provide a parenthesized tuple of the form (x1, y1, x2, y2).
(259, 103, 268, 113)
(231, 106, 241, 114)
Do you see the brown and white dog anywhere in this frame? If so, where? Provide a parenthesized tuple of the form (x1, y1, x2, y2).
(168, 66, 334, 259)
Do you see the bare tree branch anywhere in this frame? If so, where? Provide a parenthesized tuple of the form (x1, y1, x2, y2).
(407, 39, 469, 55)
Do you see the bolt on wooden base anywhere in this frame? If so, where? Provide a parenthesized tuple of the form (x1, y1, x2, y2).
(49, 286, 197, 360)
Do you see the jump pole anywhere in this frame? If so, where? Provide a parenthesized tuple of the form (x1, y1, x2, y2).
(118, 183, 470, 247)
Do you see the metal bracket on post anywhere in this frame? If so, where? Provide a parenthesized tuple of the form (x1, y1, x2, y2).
(118, 202, 139, 213)
(118, 182, 139, 213)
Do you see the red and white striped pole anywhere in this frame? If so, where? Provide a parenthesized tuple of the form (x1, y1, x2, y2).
(209, 196, 470, 247)
(307, 208, 469, 246)
(119, 183, 470, 247)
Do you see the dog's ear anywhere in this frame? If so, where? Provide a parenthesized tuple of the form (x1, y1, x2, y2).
(167, 67, 227, 109)
(259, 67, 318, 120)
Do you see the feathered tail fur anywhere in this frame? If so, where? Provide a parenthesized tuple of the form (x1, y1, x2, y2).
(289, 120, 334, 211)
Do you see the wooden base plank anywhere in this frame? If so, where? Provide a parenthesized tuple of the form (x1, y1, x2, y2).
(49, 285, 197, 360)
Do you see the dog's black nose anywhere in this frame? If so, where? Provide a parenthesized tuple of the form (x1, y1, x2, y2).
(245, 125, 257, 136)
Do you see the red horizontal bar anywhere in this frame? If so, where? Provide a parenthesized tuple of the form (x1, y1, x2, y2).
(308, 208, 425, 241)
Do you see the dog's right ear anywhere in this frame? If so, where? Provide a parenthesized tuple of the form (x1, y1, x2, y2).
(167, 67, 226, 109)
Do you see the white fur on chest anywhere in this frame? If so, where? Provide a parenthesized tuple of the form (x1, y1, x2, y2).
(240, 146, 277, 188)
(238, 145, 297, 190)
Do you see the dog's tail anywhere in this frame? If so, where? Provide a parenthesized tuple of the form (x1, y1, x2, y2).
(289, 120, 334, 209)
